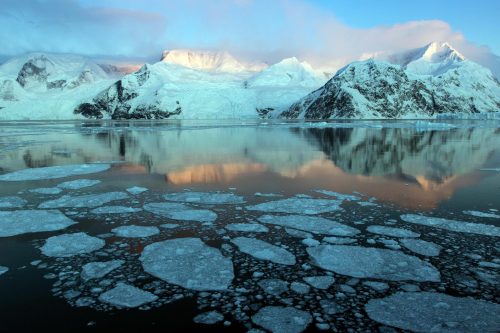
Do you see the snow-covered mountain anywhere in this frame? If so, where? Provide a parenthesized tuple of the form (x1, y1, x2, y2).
(281, 42, 500, 119)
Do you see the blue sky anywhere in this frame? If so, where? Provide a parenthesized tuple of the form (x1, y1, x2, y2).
(0, 0, 498, 71)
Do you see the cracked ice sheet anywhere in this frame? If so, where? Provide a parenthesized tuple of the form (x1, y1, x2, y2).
(81, 260, 124, 281)
(143, 202, 217, 223)
(38, 192, 129, 209)
(401, 214, 500, 237)
(252, 306, 312, 333)
(0, 164, 110, 181)
(41, 232, 105, 257)
(231, 237, 296, 265)
(0, 210, 76, 237)
(463, 210, 500, 219)
(57, 179, 101, 190)
(91, 206, 142, 214)
(0, 196, 27, 208)
(98, 283, 158, 308)
(365, 292, 500, 332)
(111, 225, 159, 238)
(140, 238, 234, 291)
(257, 215, 359, 236)
(225, 223, 269, 233)
(163, 191, 245, 204)
(307, 245, 440, 282)
(366, 225, 420, 238)
(247, 198, 342, 215)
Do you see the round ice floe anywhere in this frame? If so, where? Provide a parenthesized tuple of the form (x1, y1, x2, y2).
(57, 179, 101, 190)
(163, 191, 245, 204)
(143, 202, 217, 223)
(0, 210, 76, 237)
(41, 232, 105, 257)
(252, 306, 312, 333)
(366, 225, 420, 238)
(258, 215, 359, 236)
(98, 283, 158, 308)
(307, 245, 440, 282)
(38, 192, 129, 209)
(140, 238, 234, 291)
(0, 196, 27, 208)
(400, 239, 442, 257)
(247, 198, 342, 215)
(81, 260, 124, 281)
(365, 292, 500, 332)
(400, 214, 500, 236)
(0, 164, 110, 181)
(111, 225, 159, 238)
(231, 237, 296, 265)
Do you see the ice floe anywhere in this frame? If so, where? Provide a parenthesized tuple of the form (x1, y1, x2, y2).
(0, 196, 27, 208)
(252, 306, 312, 333)
(163, 191, 245, 204)
(111, 225, 159, 238)
(322, 236, 356, 244)
(314, 190, 360, 201)
(126, 186, 148, 195)
(0, 164, 110, 181)
(366, 225, 420, 238)
(285, 228, 313, 239)
(41, 232, 105, 257)
(57, 179, 101, 190)
(140, 238, 234, 291)
(463, 210, 500, 219)
(0, 210, 76, 237)
(81, 260, 124, 281)
(91, 206, 142, 214)
(303, 276, 335, 289)
(231, 237, 296, 265)
(0, 266, 8, 276)
(362, 281, 389, 292)
(29, 187, 63, 195)
(307, 245, 440, 282)
(193, 311, 224, 325)
(247, 198, 342, 215)
(401, 214, 500, 237)
(257, 215, 359, 236)
(143, 202, 217, 223)
(225, 223, 269, 233)
(98, 283, 158, 308)
(160, 223, 179, 229)
(365, 292, 500, 332)
(290, 282, 310, 294)
(400, 239, 442, 257)
(38, 192, 129, 209)
(258, 279, 289, 296)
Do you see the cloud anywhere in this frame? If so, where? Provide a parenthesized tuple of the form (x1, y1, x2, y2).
(0, 0, 498, 76)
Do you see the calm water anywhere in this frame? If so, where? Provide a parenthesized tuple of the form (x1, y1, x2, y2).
(0, 120, 499, 332)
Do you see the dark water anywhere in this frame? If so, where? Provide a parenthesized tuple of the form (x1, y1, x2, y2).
(0, 120, 499, 332)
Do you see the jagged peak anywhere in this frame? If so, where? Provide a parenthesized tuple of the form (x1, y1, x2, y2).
(421, 41, 466, 62)
(160, 49, 247, 72)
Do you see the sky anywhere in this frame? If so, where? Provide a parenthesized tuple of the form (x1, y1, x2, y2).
(0, 0, 499, 72)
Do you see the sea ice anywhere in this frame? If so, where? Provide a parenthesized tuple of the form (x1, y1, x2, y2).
(126, 186, 148, 195)
(362, 281, 389, 292)
(314, 190, 360, 201)
(225, 223, 269, 233)
(111, 225, 159, 238)
(252, 306, 312, 333)
(38, 192, 129, 209)
(247, 198, 342, 215)
(285, 228, 313, 239)
(57, 179, 101, 190)
(81, 260, 124, 281)
(257, 215, 359, 236)
(0, 266, 8, 276)
(193, 311, 224, 325)
(0, 164, 110, 181)
(41, 232, 105, 257)
(258, 279, 289, 296)
(98, 283, 158, 308)
(144, 202, 217, 223)
(290, 282, 310, 294)
(400, 239, 442, 257)
(463, 210, 500, 219)
(140, 238, 234, 291)
(307, 245, 440, 282)
(0, 196, 27, 208)
(366, 225, 420, 238)
(365, 292, 500, 332)
(0, 210, 76, 237)
(29, 187, 63, 195)
(91, 206, 142, 214)
(322, 236, 357, 244)
(163, 191, 245, 204)
(231, 237, 296, 265)
(303, 276, 335, 289)
(160, 223, 179, 229)
(401, 214, 500, 237)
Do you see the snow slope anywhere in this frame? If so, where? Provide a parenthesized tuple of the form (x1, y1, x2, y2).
(281, 42, 500, 119)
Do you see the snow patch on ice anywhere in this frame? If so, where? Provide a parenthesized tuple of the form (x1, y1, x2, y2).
(401, 214, 500, 237)
(41, 232, 105, 257)
(258, 215, 359, 236)
(111, 225, 159, 238)
(98, 283, 158, 308)
(0, 210, 76, 237)
(231, 237, 296, 265)
(0, 164, 110, 181)
(39, 192, 129, 209)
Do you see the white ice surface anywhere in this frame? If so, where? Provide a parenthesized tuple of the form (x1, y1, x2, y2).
(98, 283, 158, 308)
(41, 232, 105, 257)
(39, 192, 129, 209)
(0, 210, 76, 237)
(144, 202, 217, 223)
(0, 164, 110, 181)
(247, 198, 342, 215)
(111, 225, 159, 238)
(258, 215, 359, 236)
(401, 214, 500, 237)
(231, 237, 296, 265)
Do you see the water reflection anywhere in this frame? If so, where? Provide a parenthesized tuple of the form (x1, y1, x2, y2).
(0, 122, 499, 209)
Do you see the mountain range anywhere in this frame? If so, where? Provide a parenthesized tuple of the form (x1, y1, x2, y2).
(0, 42, 498, 120)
